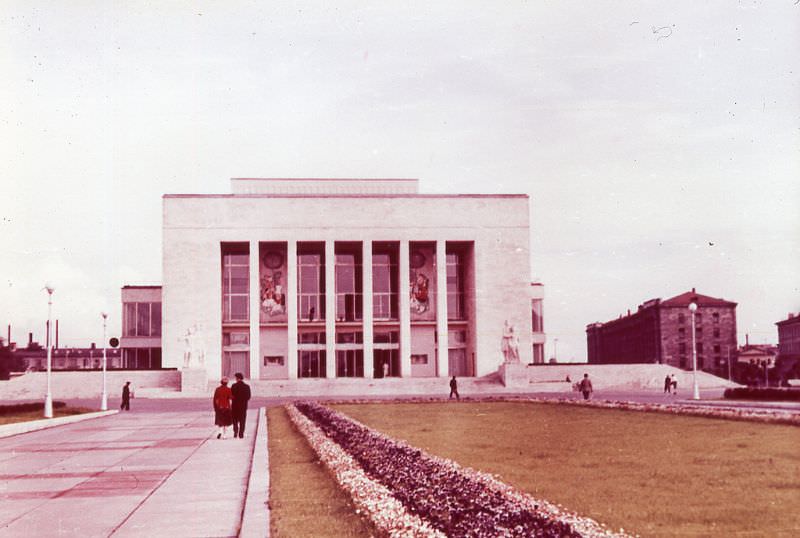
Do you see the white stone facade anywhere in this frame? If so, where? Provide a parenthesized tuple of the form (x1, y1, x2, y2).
(162, 179, 535, 382)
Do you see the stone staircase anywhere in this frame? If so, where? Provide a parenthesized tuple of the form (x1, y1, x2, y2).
(521, 363, 738, 391)
(0, 364, 739, 400)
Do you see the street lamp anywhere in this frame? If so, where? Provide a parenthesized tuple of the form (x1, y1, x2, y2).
(43, 283, 55, 418)
(688, 302, 700, 400)
(101, 312, 108, 411)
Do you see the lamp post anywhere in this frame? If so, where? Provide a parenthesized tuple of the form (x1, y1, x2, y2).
(43, 284, 55, 418)
(101, 312, 108, 411)
(689, 302, 700, 400)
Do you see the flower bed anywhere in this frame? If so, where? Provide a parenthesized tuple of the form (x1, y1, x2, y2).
(291, 402, 630, 538)
(531, 397, 800, 426)
(318, 396, 800, 426)
(286, 404, 445, 537)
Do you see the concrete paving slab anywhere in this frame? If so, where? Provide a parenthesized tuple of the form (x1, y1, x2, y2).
(0, 406, 260, 538)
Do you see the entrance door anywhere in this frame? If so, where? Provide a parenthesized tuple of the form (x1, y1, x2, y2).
(336, 349, 363, 377)
(223, 351, 250, 379)
(299, 350, 326, 378)
(373, 349, 399, 377)
(448, 348, 468, 376)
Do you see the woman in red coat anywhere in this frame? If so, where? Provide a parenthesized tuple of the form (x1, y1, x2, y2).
(213, 377, 233, 439)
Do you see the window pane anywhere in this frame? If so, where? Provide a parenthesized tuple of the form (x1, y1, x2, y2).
(151, 348, 162, 368)
(124, 303, 137, 337)
(300, 267, 319, 293)
(336, 264, 355, 293)
(373, 265, 390, 292)
(137, 303, 151, 337)
(151, 303, 162, 336)
(531, 299, 543, 332)
(230, 296, 249, 321)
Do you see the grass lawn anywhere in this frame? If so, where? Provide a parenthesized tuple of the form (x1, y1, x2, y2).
(0, 407, 95, 425)
(335, 401, 800, 538)
(267, 406, 372, 538)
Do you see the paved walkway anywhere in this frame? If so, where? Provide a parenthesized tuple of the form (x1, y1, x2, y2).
(0, 409, 257, 537)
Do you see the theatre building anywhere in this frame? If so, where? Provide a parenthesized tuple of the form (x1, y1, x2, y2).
(162, 178, 538, 382)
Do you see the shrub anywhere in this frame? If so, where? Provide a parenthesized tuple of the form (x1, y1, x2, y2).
(0, 401, 67, 416)
(724, 387, 800, 402)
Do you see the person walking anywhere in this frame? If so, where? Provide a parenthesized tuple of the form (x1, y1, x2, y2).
(120, 381, 132, 411)
(664, 374, 672, 394)
(449, 376, 460, 400)
(213, 377, 233, 439)
(670, 374, 678, 396)
(579, 373, 593, 400)
(230, 372, 251, 439)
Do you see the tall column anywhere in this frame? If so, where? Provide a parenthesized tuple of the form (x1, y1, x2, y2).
(287, 241, 298, 379)
(436, 239, 449, 377)
(399, 240, 411, 377)
(362, 240, 374, 378)
(325, 240, 336, 378)
(249, 240, 260, 380)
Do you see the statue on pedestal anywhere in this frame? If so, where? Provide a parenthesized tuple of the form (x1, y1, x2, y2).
(501, 320, 520, 363)
(181, 324, 206, 369)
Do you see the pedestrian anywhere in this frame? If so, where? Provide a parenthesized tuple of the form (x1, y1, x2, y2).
(664, 374, 672, 394)
(120, 381, 132, 411)
(230, 372, 251, 439)
(579, 373, 593, 400)
(213, 377, 233, 439)
(670, 374, 678, 396)
(449, 376, 460, 400)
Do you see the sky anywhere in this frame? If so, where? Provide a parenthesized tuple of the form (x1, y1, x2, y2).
(1, 1, 798, 361)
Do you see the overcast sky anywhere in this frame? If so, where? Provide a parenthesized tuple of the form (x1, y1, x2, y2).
(2, 1, 798, 361)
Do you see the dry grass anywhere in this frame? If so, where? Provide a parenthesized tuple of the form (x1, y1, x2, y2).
(267, 406, 372, 538)
(335, 401, 800, 538)
(0, 407, 94, 425)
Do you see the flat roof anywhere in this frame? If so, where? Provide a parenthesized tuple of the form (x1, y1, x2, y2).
(163, 193, 528, 199)
(231, 177, 419, 182)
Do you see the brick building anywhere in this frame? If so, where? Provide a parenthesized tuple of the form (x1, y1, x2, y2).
(776, 313, 800, 378)
(586, 288, 737, 374)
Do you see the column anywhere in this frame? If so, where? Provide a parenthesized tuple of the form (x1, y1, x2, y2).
(362, 240, 374, 378)
(325, 240, 336, 378)
(436, 239, 449, 377)
(399, 240, 411, 377)
(249, 240, 260, 380)
(287, 241, 298, 379)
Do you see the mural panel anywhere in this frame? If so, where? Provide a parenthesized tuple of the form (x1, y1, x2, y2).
(409, 245, 436, 321)
(259, 244, 288, 323)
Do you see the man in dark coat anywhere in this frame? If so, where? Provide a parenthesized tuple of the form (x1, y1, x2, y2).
(579, 373, 593, 400)
(120, 381, 131, 411)
(449, 376, 460, 401)
(231, 372, 251, 439)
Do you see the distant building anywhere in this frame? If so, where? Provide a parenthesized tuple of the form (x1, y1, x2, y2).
(530, 283, 545, 364)
(776, 313, 800, 378)
(14, 345, 121, 371)
(120, 285, 163, 369)
(735, 337, 778, 367)
(586, 288, 737, 374)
